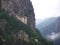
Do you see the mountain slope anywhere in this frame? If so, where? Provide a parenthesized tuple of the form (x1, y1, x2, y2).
(36, 17, 58, 37)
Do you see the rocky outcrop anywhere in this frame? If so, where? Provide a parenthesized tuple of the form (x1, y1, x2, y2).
(17, 30, 29, 42)
(1, 0, 35, 30)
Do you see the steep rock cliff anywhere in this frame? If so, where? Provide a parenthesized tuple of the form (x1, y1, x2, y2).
(1, 0, 35, 30)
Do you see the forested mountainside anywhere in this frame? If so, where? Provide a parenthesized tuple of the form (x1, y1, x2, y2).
(0, 9, 53, 45)
(0, 0, 53, 45)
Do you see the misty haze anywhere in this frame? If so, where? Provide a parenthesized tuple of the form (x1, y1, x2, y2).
(31, 0, 60, 45)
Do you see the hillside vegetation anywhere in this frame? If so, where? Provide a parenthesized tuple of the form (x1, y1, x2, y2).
(0, 9, 53, 45)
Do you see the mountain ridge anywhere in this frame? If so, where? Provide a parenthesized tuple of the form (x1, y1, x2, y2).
(36, 17, 60, 37)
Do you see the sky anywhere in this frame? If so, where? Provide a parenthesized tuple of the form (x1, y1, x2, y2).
(30, 0, 60, 20)
(30, 0, 60, 40)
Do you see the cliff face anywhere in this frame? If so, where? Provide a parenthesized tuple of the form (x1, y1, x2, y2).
(55, 17, 60, 33)
(1, 0, 35, 30)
